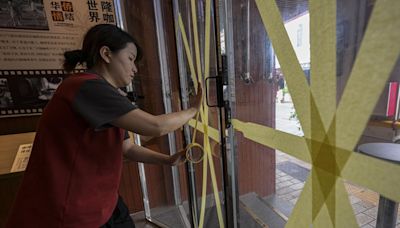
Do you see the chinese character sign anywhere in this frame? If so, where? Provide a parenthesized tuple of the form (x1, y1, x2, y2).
(0, 0, 116, 117)
(0, 0, 116, 70)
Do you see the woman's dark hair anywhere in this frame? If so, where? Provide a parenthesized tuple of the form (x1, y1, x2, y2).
(63, 24, 141, 72)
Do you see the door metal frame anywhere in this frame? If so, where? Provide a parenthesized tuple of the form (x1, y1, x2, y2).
(153, 0, 183, 207)
(172, 0, 240, 227)
(116, 0, 239, 227)
(172, 0, 201, 227)
(117, 0, 192, 226)
(219, 0, 239, 227)
(114, 0, 154, 223)
(155, 0, 193, 227)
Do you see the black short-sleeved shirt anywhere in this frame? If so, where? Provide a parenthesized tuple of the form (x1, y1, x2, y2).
(6, 73, 137, 228)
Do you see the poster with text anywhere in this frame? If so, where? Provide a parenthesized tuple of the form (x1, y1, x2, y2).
(0, 0, 116, 117)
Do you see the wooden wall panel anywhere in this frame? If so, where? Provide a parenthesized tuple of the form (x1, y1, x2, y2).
(158, 0, 189, 203)
(232, 0, 276, 197)
(122, 0, 186, 210)
(123, 0, 172, 209)
(119, 161, 144, 212)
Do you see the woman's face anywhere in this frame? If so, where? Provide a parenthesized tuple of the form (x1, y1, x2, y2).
(108, 42, 138, 87)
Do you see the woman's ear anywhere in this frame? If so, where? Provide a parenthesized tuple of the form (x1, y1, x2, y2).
(99, 46, 112, 63)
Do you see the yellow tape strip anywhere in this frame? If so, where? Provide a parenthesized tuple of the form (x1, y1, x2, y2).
(202, 99, 225, 228)
(285, 175, 312, 227)
(232, 119, 310, 163)
(232, 119, 400, 200)
(308, 0, 340, 225)
(177, 0, 400, 226)
(333, 177, 359, 227)
(313, 0, 400, 224)
(340, 151, 400, 201)
(310, 0, 336, 131)
(253, 0, 400, 226)
(233, 121, 400, 225)
(276, 167, 358, 228)
(191, 0, 203, 87)
(254, 0, 311, 138)
(180, 1, 225, 227)
(178, 15, 198, 93)
(204, 0, 211, 80)
(189, 119, 220, 143)
(199, 140, 209, 227)
(185, 142, 204, 163)
(201, 0, 224, 226)
(179, 12, 214, 228)
(197, 119, 400, 221)
(335, 0, 400, 151)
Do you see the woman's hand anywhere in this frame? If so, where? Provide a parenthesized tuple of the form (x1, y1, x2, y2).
(191, 86, 203, 111)
(168, 149, 187, 166)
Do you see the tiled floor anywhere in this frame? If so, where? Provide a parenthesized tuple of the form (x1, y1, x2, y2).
(275, 150, 400, 228)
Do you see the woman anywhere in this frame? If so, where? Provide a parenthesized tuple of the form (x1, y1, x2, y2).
(6, 24, 201, 228)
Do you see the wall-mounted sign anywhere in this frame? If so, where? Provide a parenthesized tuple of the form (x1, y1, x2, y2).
(0, 0, 116, 117)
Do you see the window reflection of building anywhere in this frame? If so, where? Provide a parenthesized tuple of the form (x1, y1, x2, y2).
(275, 13, 310, 85)
(297, 24, 303, 47)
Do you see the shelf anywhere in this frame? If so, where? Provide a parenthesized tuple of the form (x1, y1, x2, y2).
(368, 120, 400, 129)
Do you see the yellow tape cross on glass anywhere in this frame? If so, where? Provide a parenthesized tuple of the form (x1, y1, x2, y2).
(180, 0, 400, 227)
(178, 0, 224, 227)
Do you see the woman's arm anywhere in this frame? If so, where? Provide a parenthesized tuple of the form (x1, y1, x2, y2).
(112, 87, 202, 136)
(112, 108, 196, 136)
(122, 139, 186, 165)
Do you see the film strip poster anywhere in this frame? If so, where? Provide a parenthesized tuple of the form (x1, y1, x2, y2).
(0, 0, 116, 117)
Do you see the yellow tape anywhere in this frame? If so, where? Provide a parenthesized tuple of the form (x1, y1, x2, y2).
(185, 142, 204, 163)
(232, 119, 311, 163)
(179, 1, 224, 227)
(199, 0, 225, 223)
(254, 0, 311, 138)
(178, 15, 198, 94)
(191, 0, 203, 87)
(189, 119, 220, 143)
(199, 138, 209, 228)
(202, 96, 225, 228)
(335, 0, 400, 151)
(204, 0, 211, 80)
(285, 175, 313, 227)
(309, 0, 336, 131)
(252, 0, 400, 226)
(333, 177, 359, 227)
(176, 0, 400, 226)
(308, 0, 340, 224)
(232, 119, 400, 199)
